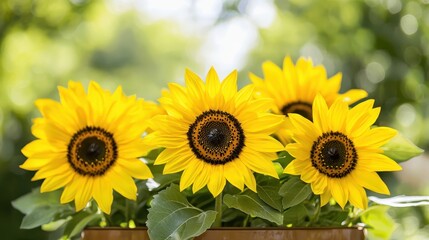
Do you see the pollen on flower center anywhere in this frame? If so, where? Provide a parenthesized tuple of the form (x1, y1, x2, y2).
(310, 131, 357, 178)
(187, 110, 245, 165)
(67, 126, 118, 176)
(281, 101, 313, 121)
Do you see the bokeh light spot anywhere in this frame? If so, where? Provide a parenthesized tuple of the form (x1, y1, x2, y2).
(400, 14, 418, 35)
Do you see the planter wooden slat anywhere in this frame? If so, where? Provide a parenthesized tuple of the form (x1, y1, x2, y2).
(82, 227, 365, 240)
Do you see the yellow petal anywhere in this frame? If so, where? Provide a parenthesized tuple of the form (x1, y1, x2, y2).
(348, 183, 368, 209)
(240, 150, 278, 178)
(283, 159, 309, 175)
(301, 166, 319, 184)
(241, 98, 277, 114)
(109, 167, 137, 200)
(235, 85, 254, 107)
(192, 166, 210, 193)
(207, 166, 226, 197)
(117, 139, 150, 159)
(346, 100, 380, 137)
(320, 190, 332, 207)
(339, 89, 368, 105)
(351, 171, 390, 195)
(31, 162, 70, 181)
(330, 180, 347, 209)
(262, 61, 285, 104)
(35, 123, 71, 146)
(143, 132, 187, 148)
(311, 174, 327, 195)
(185, 68, 205, 102)
(282, 57, 298, 100)
(262, 61, 283, 83)
(312, 94, 329, 133)
(146, 114, 188, 133)
(224, 161, 245, 191)
(328, 99, 348, 132)
(40, 172, 73, 192)
(286, 143, 311, 160)
(58, 83, 89, 128)
(241, 114, 284, 134)
(22, 139, 55, 157)
(249, 72, 264, 85)
(61, 179, 79, 204)
(163, 154, 192, 173)
(302, 69, 324, 103)
(221, 70, 238, 102)
(35, 99, 79, 133)
(206, 67, 221, 98)
(118, 158, 153, 179)
(87, 81, 106, 126)
(180, 159, 203, 191)
(155, 147, 191, 165)
(324, 73, 342, 98)
(357, 153, 402, 172)
(355, 127, 397, 149)
(92, 177, 113, 214)
(74, 177, 93, 211)
(290, 131, 315, 147)
(20, 154, 64, 171)
(288, 113, 321, 140)
(245, 135, 284, 152)
(242, 166, 257, 192)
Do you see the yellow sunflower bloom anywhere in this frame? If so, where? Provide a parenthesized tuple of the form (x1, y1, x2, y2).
(284, 94, 402, 209)
(20, 81, 157, 214)
(250, 56, 368, 144)
(144, 67, 285, 197)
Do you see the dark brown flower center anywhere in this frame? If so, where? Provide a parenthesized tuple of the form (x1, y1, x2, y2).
(281, 101, 313, 121)
(187, 110, 245, 165)
(310, 131, 357, 178)
(67, 126, 117, 176)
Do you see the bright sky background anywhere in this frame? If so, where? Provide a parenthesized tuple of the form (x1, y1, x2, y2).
(108, 0, 276, 77)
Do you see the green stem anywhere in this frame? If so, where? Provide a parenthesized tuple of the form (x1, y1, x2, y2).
(125, 198, 130, 224)
(213, 192, 223, 227)
(196, 197, 216, 209)
(309, 196, 320, 226)
(242, 214, 250, 227)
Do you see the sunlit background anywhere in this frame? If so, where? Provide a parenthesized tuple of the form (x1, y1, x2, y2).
(1, 0, 428, 239)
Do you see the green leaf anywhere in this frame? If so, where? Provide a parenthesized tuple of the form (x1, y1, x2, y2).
(221, 208, 245, 223)
(41, 217, 71, 231)
(276, 151, 294, 168)
(63, 211, 102, 238)
(144, 148, 165, 161)
(283, 204, 308, 226)
(360, 205, 395, 240)
(12, 188, 62, 214)
(224, 190, 283, 225)
(20, 205, 61, 229)
(250, 218, 272, 227)
(369, 195, 429, 207)
(279, 177, 312, 209)
(382, 132, 424, 162)
(13, 188, 74, 230)
(152, 172, 181, 190)
(147, 184, 217, 240)
(256, 176, 282, 211)
(318, 206, 349, 226)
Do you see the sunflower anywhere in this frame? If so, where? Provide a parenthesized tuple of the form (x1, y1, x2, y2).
(20, 81, 157, 214)
(284, 94, 402, 209)
(250, 56, 368, 143)
(144, 67, 285, 197)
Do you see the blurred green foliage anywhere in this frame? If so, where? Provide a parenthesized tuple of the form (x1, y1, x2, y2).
(1, 0, 428, 239)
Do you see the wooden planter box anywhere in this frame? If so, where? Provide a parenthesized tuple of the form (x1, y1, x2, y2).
(82, 227, 365, 240)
